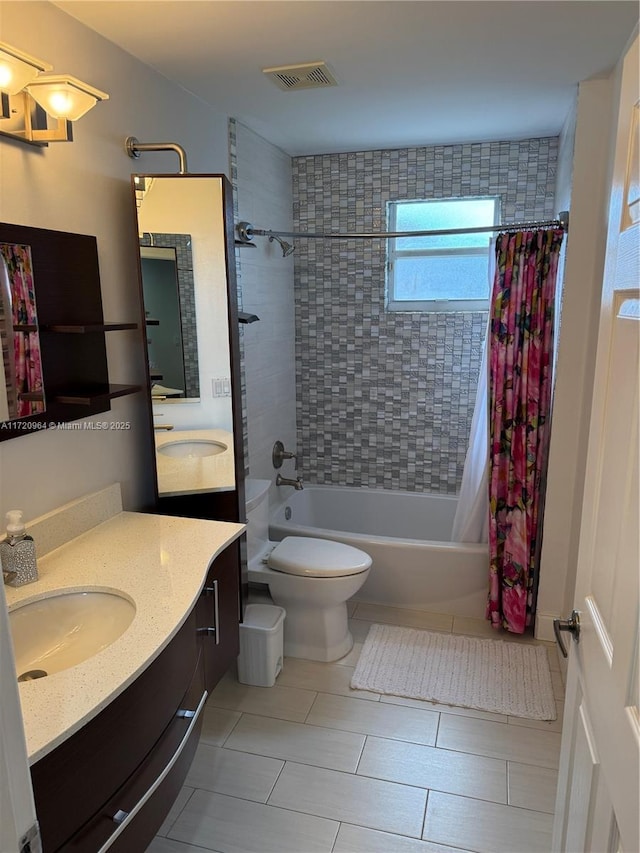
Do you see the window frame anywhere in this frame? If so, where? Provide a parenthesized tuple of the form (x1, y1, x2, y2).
(386, 196, 500, 313)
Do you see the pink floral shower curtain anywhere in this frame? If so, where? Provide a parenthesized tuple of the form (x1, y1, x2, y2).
(486, 228, 564, 633)
(0, 244, 44, 417)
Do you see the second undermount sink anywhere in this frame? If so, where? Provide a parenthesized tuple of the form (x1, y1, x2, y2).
(9, 590, 135, 681)
(158, 439, 227, 458)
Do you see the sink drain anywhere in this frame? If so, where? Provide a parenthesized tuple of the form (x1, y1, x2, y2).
(18, 669, 48, 682)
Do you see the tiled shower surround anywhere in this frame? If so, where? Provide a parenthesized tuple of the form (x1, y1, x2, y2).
(292, 138, 558, 493)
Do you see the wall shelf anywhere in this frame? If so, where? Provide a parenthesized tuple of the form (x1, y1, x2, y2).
(18, 391, 45, 403)
(45, 322, 139, 333)
(53, 383, 142, 406)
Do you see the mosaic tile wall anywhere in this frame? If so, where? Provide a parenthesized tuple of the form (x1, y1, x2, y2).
(292, 137, 558, 494)
(139, 232, 199, 398)
(231, 120, 297, 487)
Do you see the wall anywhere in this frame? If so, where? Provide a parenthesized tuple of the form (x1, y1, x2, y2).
(0, 1, 230, 521)
(536, 76, 617, 641)
(292, 138, 558, 493)
(231, 121, 296, 502)
(0, 577, 35, 852)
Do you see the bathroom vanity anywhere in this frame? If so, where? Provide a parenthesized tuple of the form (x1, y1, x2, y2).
(5, 490, 244, 852)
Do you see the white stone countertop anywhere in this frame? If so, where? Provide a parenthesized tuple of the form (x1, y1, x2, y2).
(5, 511, 245, 764)
(154, 428, 236, 496)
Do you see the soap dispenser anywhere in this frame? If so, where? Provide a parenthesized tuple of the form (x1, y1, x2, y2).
(0, 510, 38, 586)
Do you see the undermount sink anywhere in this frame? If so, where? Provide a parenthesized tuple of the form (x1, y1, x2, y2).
(158, 439, 227, 458)
(9, 590, 135, 681)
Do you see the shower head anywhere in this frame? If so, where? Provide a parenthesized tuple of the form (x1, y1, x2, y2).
(269, 233, 295, 257)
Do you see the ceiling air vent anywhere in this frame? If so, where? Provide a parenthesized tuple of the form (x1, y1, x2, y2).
(263, 61, 338, 92)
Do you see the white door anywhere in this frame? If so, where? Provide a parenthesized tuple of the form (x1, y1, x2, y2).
(552, 32, 639, 853)
(0, 579, 40, 853)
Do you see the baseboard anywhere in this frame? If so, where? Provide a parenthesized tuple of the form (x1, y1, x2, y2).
(534, 611, 558, 643)
(536, 611, 568, 682)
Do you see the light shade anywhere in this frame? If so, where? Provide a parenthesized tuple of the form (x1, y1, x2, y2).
(0, 41, 51, 96)
(26, 74, 109, 121)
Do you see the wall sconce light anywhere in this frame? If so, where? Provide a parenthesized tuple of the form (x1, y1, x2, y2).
(0, 41, 109, 146)
(0, 42, 51, 94)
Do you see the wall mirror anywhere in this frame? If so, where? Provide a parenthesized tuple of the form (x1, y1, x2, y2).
(0, 241, 46, 422)
(132, 174, 243, 513)
(0, 221, 130, 443)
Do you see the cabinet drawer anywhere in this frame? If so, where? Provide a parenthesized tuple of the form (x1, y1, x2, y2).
(32, 609, 200, 852)
(61, 656, 206, 852)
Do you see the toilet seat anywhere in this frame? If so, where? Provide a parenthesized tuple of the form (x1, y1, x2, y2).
(268, 536, 372, 578)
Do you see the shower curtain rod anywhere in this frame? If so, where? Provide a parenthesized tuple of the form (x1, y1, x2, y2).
(236, 211, 569, 244)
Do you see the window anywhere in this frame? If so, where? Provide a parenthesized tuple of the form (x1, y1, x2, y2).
(386, 197, 500, 312)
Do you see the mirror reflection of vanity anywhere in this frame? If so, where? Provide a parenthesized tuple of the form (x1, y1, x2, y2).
(131, 174, 245, 525)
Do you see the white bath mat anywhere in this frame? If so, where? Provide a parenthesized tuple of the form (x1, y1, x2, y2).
(351, 624, 556, 720)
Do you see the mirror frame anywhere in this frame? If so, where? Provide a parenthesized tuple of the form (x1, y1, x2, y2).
(131, 173, 246, 525)
(140, 234, 200, 400)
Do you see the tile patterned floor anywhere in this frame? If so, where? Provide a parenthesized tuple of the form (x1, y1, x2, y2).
(147, 602, 564, 853)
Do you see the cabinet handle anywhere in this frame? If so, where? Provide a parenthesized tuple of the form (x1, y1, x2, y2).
(98, 689, 208, 852)
(176, 708, 196, 719)
(201, 579, 220, 645)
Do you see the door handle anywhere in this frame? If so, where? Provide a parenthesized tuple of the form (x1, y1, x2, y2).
(553, 609, 580, 658)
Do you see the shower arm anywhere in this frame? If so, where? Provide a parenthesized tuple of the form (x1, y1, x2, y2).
(125, 136, 189, 174)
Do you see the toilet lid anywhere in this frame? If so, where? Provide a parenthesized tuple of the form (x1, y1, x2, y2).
(268, 537, 372, 578)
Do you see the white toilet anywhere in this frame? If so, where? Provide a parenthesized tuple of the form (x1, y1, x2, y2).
(245, 479, 372, 662)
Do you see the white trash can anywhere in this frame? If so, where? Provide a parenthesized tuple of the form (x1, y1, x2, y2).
(237, 603, 286, 687)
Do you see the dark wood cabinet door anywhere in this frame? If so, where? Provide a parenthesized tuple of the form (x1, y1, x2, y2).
(197, 539, 241, 691)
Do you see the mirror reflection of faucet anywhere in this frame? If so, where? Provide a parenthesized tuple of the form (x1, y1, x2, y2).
(276, 473, 303, 491)
(154, 415, 174, 431)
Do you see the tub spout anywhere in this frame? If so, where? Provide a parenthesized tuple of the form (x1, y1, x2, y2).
(276, 473, 303, 491)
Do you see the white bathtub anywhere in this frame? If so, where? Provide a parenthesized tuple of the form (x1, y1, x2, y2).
(269, 485, 489, 618)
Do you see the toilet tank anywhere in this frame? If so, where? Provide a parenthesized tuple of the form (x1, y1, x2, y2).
(245, 479, 271, 562)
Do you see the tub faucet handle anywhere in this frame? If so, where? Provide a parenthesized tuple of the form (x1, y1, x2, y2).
(272, 440, 297, 469)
